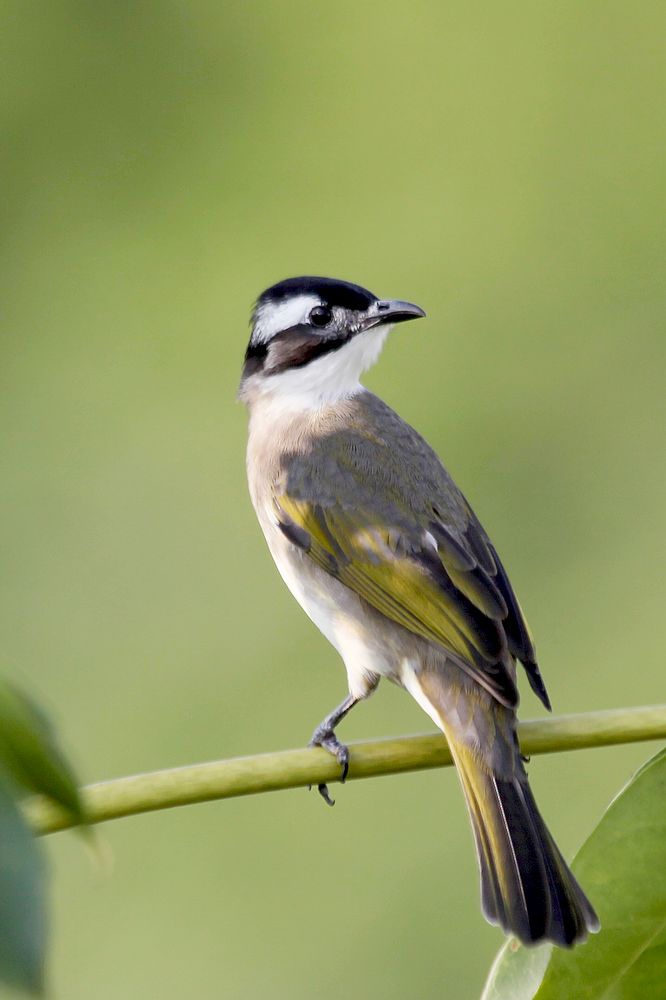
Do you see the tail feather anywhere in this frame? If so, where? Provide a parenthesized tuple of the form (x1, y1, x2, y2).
(448, 737, 599, 947)
(522, 785, 600, 943)
(404, 665, 598, 946)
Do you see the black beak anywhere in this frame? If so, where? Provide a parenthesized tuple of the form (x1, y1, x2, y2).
(360, 299, 426, 331)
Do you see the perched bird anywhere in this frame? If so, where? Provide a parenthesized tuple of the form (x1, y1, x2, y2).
(239, 275, 598, 946)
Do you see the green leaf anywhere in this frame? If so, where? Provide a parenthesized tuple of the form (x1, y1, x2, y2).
(482, 940, 552, 1000)
(481, 747, 666, 1000)
(0, 678, 84, 824)
(0, 776, 46, 995)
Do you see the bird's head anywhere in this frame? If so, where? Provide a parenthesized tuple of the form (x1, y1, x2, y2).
(239, 276, 425, 409)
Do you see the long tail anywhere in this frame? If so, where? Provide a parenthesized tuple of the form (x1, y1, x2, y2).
(409, 668, 599, 946)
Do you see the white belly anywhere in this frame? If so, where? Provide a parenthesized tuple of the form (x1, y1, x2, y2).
(257, 503, 394, 699)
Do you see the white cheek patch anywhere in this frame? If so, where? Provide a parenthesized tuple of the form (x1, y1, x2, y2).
(253, 295, 321, 344)
(258, 325, 391, 411)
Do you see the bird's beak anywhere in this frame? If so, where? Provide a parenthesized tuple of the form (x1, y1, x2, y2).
(359, 299, 426, 332)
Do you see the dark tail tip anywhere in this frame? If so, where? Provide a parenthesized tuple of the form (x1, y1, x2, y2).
(455, 744, 598, 946)
(480, 776, 598, 946)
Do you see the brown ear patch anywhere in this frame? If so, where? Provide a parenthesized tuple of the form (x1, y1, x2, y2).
(265, 326, 351, 375)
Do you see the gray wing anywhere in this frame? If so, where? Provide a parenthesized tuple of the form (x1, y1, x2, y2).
(276, 392, 550, 710)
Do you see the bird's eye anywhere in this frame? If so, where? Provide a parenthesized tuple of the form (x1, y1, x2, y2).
(309, 305, 333, 328)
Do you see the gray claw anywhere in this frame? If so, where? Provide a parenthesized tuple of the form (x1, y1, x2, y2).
(309, 729, 350, 802)
(317, 783, 336, 806)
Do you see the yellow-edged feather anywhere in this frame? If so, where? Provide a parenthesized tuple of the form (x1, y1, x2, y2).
(277, 495, 508, 687)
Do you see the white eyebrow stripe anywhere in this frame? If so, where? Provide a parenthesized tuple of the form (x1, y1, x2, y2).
(253, 295, 321, 344)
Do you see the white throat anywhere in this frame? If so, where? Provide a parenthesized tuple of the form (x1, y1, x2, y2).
(246, 325, 391, 414)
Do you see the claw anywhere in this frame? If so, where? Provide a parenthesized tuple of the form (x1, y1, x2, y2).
(310, 732, 350, 779)
(308, 782, 335, 805)
(309, 731, 350, 804)
(317, 783, 336, 806)
(307, 694, 359, 807)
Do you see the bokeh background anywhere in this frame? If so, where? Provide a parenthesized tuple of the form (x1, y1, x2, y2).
(2, 2, 665, 998)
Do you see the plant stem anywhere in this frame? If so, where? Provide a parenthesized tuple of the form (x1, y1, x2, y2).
(25, 704, 666, 836)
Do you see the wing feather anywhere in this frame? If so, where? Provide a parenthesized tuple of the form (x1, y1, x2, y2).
(277, 495, 519, 707)
(273, 394, 550, 711)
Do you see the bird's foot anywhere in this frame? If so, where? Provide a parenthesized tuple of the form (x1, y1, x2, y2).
(308, 725, 350, 807)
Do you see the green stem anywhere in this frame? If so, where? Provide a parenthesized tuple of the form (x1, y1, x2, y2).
(26, 704, 666, 836)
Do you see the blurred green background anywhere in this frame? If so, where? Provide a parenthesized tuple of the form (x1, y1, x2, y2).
(1, 2, 664, 998)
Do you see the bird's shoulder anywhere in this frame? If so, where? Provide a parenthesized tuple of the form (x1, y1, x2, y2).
(279, 390, 467, 533)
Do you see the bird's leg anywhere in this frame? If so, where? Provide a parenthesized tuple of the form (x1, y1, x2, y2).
(309, 694, 359, 806)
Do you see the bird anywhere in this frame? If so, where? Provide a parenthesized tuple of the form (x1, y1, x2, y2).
(239, 274, 599, 947)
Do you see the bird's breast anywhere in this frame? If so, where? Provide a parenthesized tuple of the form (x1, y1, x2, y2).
(253, 495, 347, 653)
